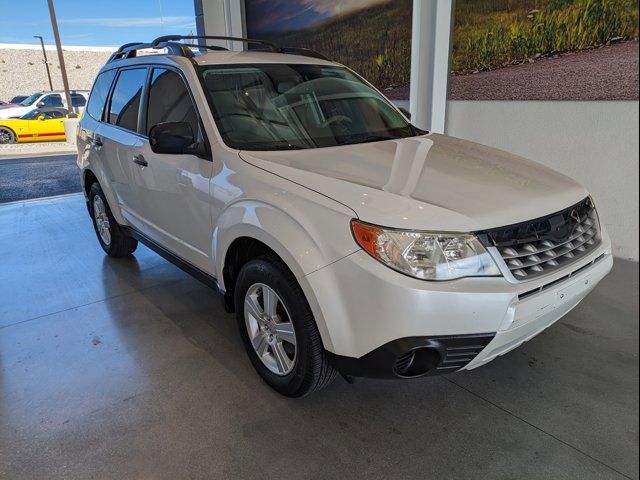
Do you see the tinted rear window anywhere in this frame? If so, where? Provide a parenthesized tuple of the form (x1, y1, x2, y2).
(108, 68, 146, 132)
(86, 70, 116, 121)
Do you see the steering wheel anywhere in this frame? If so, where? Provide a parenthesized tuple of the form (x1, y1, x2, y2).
(320, 115, 352, 128)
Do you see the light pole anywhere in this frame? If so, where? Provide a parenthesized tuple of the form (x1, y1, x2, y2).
(46, 0, 75, 117)
(33, 35, 54, 91)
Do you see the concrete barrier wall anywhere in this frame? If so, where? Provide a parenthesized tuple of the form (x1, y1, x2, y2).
(0, 44, 114, 101)
(447, 100, 639, 261)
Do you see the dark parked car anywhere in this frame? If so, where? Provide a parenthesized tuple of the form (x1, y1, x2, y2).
(9, 95, 29, 104)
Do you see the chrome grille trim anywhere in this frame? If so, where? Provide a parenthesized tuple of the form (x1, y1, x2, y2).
(477, 197, 602, 281)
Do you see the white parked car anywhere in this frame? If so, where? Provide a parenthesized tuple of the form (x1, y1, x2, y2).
(77, 36, 613, 397)
(0, 90, 88, 119)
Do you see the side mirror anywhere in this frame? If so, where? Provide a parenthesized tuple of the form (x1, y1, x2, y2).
(37, 114, 46, 121)
(37, 102, 45, 108)
(398, 107, 411, 120)
(149, 121, 204, 155)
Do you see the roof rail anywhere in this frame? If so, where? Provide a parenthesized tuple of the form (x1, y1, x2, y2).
(280, 46, 330, 61)
(108, 35, 330, 64)
(153, 35, 330, 61)
(152, 35, 281, 52)
(107, 41, 194, 63)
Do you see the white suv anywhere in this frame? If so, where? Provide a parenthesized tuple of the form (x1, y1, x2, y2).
(0, 90, 88, 119)
(77, 36, 613, 397)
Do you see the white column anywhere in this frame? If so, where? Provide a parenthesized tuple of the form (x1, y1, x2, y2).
(194, 0, 246, 51)
(409, 0, 455, 133)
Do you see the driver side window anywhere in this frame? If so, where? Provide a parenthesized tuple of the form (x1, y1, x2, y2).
(41, 94, 63, 108)
(146, 68, 199, 139)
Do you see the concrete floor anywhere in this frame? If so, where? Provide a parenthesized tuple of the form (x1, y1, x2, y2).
(0, 194, 638, 480)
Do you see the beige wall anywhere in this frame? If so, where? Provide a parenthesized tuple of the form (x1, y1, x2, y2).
(446, 100, 639, 261)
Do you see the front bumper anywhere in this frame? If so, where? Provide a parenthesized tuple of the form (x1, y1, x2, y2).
(306, 232, 612, 379)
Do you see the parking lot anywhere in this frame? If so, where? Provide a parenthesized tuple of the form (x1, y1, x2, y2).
(0, 153, 80, 203)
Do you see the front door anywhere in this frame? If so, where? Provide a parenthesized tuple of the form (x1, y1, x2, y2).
(27, 112, 66, 142)
(129, 67, 213, 273)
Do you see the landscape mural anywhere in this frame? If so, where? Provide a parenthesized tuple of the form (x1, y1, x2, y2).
(245, 0, 639, 101)
(451, 0, 639, 100)
(245, 0, 412, 100)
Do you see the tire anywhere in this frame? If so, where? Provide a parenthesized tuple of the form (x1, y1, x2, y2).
(88, 182, 138, 257)
(235, 255, 337, 397)
(0, 127, 16, 144)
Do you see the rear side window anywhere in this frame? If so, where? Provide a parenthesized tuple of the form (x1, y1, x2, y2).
(71, 93, 86, 107)
(108, 68, 146, 132)
(86, 70, 116, 121)
(146, 68, 199, 137)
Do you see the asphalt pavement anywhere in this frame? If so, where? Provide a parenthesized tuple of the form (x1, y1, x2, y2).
(449, 40, 639, 100)
(0, 154, 81, 204)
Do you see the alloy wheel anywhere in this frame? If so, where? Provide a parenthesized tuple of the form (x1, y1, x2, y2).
(92, 195, 111, 246)
(244, 283, 297, 376)
(0, 128, 15, 144)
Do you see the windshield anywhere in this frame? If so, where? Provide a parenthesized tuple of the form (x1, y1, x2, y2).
(20, 109, 42, 120)
(19, 93, 41, 107)
(199, 64, 423, 151)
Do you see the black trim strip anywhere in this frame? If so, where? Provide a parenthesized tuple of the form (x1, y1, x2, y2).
(122, 226, 222, 293)
(327, 333, 496, 379)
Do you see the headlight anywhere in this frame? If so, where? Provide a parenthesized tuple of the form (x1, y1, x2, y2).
(351, 220, 501, 281)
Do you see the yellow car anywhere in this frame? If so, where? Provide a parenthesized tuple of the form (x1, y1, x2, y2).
(0, 109, 71, 144)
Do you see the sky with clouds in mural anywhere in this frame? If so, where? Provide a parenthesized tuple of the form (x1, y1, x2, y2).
(246, 0, 388, 34)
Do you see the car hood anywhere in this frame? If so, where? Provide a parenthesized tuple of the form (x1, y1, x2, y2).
(0, 106, 27, 119)
(239, 133, 588, 232)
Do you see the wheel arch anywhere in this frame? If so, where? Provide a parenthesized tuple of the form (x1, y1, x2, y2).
(82, 169, 99, 198)
(0, 125, 17, 143)
(79, 167, 127, 225)
(214, 201, 349, 353)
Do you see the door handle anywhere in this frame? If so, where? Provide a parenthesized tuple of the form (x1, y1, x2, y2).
(91, 136, 103, 150)
(132, 155, 148, 167)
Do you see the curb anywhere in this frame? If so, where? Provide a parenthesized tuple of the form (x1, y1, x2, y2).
(0, 192, 83, 207)
(0, 142, 77, 159)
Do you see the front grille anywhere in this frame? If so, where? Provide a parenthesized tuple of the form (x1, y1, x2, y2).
(477, 197, 601, 281)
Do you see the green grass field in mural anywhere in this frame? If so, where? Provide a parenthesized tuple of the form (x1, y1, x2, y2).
(453, 0, 639, 73)
(248, 0, 638, 99)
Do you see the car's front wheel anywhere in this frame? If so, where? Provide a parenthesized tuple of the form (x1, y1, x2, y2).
(88, 182, 138, 257)
(235, 255, 337, 397)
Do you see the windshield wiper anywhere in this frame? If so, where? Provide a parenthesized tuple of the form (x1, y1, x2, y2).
(340, 134, 398, 146)
(238, 143, 307, 151)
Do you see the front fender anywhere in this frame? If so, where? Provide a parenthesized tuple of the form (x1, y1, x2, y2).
(213, 199, 359, 353)
(213, 199, 357, 284)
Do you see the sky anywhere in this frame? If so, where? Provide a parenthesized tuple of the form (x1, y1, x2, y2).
(0, 0, 196, 47)
(245, 0, 387, 35)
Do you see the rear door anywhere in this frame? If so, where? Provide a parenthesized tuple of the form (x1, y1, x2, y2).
(99, 67, 149, 226)
(129, 66, 214, 272)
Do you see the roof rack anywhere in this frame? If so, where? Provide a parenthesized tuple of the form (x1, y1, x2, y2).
(107, 41, 195, 63)
(152, 35, 282, 52)
(107, 35, 330, 63)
